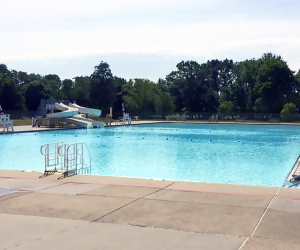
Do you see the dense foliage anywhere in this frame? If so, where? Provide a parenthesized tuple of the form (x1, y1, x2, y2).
(0, 53, 300, 119)
(281, 103, 299, 122)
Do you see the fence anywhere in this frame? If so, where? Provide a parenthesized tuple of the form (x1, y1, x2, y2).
(185, 113, 283, 122)
(137, 112, 294, 122)
(2, 110, 299, 122)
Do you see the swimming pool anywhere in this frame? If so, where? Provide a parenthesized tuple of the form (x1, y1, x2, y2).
(1, 123, 300, 187)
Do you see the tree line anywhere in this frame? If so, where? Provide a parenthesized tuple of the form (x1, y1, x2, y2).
(0, 53, 300, 119)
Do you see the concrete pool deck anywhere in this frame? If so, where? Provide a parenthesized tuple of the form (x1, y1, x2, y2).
(1, 170, 300, 250)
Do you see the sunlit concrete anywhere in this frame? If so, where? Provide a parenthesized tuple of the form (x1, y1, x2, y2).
(0, 170, 300, 249)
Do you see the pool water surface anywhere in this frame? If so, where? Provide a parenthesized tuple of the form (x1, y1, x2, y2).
(1, 123, 299, 187)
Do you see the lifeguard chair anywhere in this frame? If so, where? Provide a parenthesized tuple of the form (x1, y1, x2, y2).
(0, 113, 14, 133)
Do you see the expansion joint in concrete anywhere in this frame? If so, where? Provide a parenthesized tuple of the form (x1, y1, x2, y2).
(86, 182, 176, 223)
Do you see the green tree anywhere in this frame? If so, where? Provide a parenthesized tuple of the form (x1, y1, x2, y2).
(253, 53, 295, 113)
(27, 73, 42, 82)
(215, 59, 237, 103)
(204, 59, 237, 112)
(122, 80, 137, 113)
(234, 59, 259, 112)
(291, 70, 300, 107)
(0, 64, 8, 75)
(61, 79, 74, 100)
(43, 74, 62, 99)
(218, 101, 236, 116)
(113, 76, 127, 117)
(73, 76, 91, 102)
(166, 61, 212, 113)
(155, 91, 175, 118)
(296, 70, 300, 84)
(123, 79, 156, 117)
(0, 65, 7, 95)
(0, 66, 25, 111)
(123, 78, 175, 118)
(89, 61, 116, 115)
(166, 60, 238, 114)
(0, 76, 25, 110)
(281, 103, 298, 122)
(157, 78, 171, 92)
(24, 81, 51, 110)
(16, 71, 30, 85)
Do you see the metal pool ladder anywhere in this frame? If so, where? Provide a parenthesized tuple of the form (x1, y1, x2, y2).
(40, 142, 91, 178)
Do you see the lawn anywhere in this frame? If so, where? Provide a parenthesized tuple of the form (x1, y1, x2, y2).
(12, 118, 32, 126)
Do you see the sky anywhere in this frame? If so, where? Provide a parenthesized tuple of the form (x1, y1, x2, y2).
(1, 0, 300, 81)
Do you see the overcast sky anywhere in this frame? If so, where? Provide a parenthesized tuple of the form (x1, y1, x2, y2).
(1, 0, 300, 81)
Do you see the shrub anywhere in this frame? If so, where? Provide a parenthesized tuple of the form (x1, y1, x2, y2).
(281, 103, 299, 122)
(218, 101, 234, 115)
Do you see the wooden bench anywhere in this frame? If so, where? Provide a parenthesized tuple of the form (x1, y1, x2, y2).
(269, 118, 280, 123)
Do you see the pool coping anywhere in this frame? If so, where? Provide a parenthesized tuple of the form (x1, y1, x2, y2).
(3, 119, 300, 134)
(0, 169, 299, 199)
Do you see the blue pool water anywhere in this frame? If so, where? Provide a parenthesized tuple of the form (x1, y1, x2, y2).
(0, 123, 300, 187)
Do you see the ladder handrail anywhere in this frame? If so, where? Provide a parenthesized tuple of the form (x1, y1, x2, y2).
(81, 142, 91, 169)
(40, 142, 64, 173)
(66, 143, 76, 173)
(57, 143, 68, 156)
(65, 142, 91, 174)
(40, 142, 64, 156)
(41, 142, 91, 177)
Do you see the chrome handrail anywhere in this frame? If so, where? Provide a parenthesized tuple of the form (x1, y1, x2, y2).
(41, 142, 91, 177)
